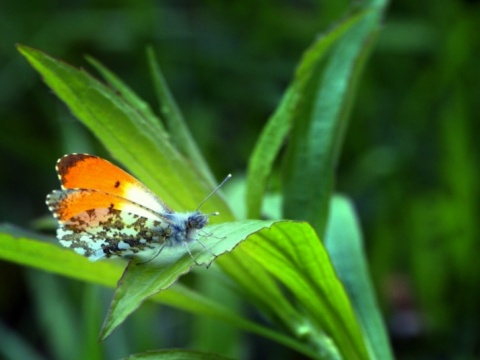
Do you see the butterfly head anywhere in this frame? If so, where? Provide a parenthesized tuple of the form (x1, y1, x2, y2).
(187, 211, 209, 230)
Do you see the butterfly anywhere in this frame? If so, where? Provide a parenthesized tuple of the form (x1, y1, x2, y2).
(46, 154, 230, 262)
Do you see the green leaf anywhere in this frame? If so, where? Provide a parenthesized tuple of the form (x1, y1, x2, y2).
(150, 282, 316, 358)
(100, 220, 277, 340)
(245, 10, 369, 220)
(190, 268, 240, 354)
(17, 45, 231, 219)
(282, 3, 387, 235)
(81, 285, 103, 360)
(325, 196, 393, 360)
(0, 224, 125, 287)
(124, 349, 234, 360)
(26, 271, 78, 360)
(85, 55, 167, 134)
(0, 220, 370, 357)
(239, 221, 369, 360)
(0, 225, 311, 355)
(10, 218, 367, 358)
(147, 47, 217, 189)
(218, 247, 304, 332)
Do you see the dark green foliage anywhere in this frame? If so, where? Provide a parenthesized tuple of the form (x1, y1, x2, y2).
(0, 0, 478, 359)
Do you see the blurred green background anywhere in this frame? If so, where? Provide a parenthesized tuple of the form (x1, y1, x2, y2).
(1, 0, 479, 359)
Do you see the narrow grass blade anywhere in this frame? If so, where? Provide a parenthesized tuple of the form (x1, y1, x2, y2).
(325, 196, 394, 360)
(246, 11, 368, 219)
(147, 47, 217, 188)
(282, 3, 387, 235)
(85, 55, 167, 133)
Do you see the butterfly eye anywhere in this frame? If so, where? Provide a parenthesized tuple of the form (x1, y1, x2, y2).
(188, 213, 208, 230)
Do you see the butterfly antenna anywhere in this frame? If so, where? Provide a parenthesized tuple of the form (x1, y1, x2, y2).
(196, 174, 232, 212)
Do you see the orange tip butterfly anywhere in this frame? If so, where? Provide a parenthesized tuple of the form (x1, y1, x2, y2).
(46, 154, 230, 262)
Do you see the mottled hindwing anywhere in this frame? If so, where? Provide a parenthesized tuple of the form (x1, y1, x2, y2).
(47, 189, 172, 260)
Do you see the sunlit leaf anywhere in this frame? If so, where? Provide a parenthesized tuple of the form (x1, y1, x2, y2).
(0, 225, 306, 354)
(100, 220, 277, 340)
(240, 221, 369, 359)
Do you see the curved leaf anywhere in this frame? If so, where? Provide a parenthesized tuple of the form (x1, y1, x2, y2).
(0, 224, 125, 287)
(100, 220, 277, 340)
(282, 3, 387, 235)
(146, 47, 217, 189)
(17, 45, 232, 219)
(0, 225, 312, 355)
(325, 196, 393, 360)
(239, 221, 369, 360)
(246, 10, 368, 219)
(85, 55, 166, 133)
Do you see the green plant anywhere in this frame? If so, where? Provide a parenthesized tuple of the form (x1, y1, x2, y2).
(0, 1, 393, 359)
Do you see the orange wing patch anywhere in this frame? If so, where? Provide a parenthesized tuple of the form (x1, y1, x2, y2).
(56, 154, 172, 214)
(46, 189, 162, 222)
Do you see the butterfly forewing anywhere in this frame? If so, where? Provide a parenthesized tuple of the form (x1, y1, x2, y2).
(56, 154, 172, 214)
(47, 189, 163, 222)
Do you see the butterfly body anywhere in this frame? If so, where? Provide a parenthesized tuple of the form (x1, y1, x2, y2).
(46, 154, 211, 261)
(163, 211, 208, 245)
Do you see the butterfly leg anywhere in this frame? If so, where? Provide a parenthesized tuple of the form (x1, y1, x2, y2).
(182, 242, 202, 266)
(196, 237, 218, 258)
(136, 244, 166, 265)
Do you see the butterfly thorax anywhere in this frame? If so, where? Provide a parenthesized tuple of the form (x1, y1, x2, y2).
(162, 211, 208, 246)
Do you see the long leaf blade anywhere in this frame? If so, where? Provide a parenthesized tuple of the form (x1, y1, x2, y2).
(17, 45, 230, 218)
(0, 226, 306, 354)
(325, 196, 394, 360)
(85, 55, 166, 133)
(100, 220, 277, 340)
(147, 47, 217, 188)
(240, 221, 369, 359)
(282, 3, 387, 235)
(246, 10, 368, 219)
